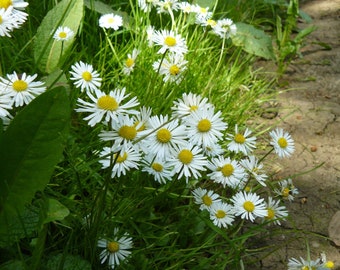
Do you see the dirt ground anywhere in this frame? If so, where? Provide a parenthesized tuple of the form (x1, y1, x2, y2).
(253, 0, 340, 268)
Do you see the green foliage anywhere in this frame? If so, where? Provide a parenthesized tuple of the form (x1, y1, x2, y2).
(34, 0, 84, 74)
(232, 23, 275, 60)
(44, 254, 91, 270)
(0, 87, 71, 239)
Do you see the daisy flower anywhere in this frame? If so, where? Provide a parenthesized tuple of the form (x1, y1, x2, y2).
(0, 1, 28, 30)
(201, 142, 224, 157)
(319, 253, 335, 270)
(151, 29, 188, 55)
(184, 107, 227, 148)
(138, 0, 159, 12)
(75, 88, 140, 127)
(152, 52, 188, 84)
(98, 229, 133, 269)
(178, 2, 194, 13)
(231, 191, 268, 222)
(263, 197, 288, 225)
(99, 13, 123, 30)
(168, 143, 208, 181)
(0, 72, 46, 107)
(123, 48, 140, 75)
(142, 114, 187, 159)
(99, 114, 143, 151)
(269, 128, 295, 158)
(53, 26, 74, 41)
(146, 25, 155, 47)
(132, 106, 152, 132)
(193, 4, 212, 21)
(0, 7, 20, 37)
(209, 201, 235, 228)
(98, 145, 141, 178)
(226, 124, 256, 155)
(214, 18, 237, 39)
(207, 156, 247, 189)
(171, 92, 213, 118)
(155, 0, 181, 14)
(0, 0, 28, 11)
(69, 61, 102, 92)
(287, 257, 321, 270)
(192, 187, 221, 211)
(142, 154, 174, 184)
(196, 16, 217, 29)
(275, 178, 299, 202)
(0, 90, 13, 117)
(240, 155, 267, 186)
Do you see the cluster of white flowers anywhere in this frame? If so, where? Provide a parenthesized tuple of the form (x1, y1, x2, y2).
(0, 71, 46, 126)
(288, 253, 335, 270)
(0, 0, 28, 37)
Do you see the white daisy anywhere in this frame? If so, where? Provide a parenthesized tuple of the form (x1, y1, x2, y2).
(0, 0, 28, 11)
(53, 26, 74, 41)
(122, 48, 140, 75)
(231, 191, 268, 222)
(99, 13, 123, 30)
(274, 178, 299, 202)
(155, 0, 180, 14)
(132, 106, 152, 132)
(269, 128, 295, 158)
(75, 88, 140, 127)
(0, 72, 46, 107)
(168, 143, 208, 181)
(185, 107, 227, 148)
(0, 7, 20, 37)
(287, 257, 321, 270)
(142, 154, 175, 184)
(138, 0, 159, 12)
(178, 2, 194, 13)
(151, 29, 188, 55)
(226, 124, 256, 155)
(201, 142, 224, 157)
(263, 197, 288, 225)
(152, 52, 188, 84)
(146, 25, 155, 47)
(207, 156, 247, 189)
(240, 155, 267, 186)
(99, 114, 143, 151)
(142, 114, 187, 159)
(171, 92, 213, 118)
(0, 1, 28, 30)
(69, 61, 102, 92)
(214, 18, 237, 39)
(0, 90, 12, 117)
(98, 145, 141, 178)
(209, 201, 235, 228)
(98, 230, 133, 269)
(192, 187, 221, 211)
(193, 4, 212, 21)
(196, 17, 217, 29)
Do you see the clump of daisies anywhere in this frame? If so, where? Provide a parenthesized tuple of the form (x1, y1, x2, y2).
(288, 252, 335, 270)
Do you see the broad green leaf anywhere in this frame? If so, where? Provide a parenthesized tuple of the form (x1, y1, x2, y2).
(0, 87, 70, 236)
(43, 198, 70, 225)
(34, 0, 84, 74)
(232, 23, 275, 60)
(192, 0, 215, 8)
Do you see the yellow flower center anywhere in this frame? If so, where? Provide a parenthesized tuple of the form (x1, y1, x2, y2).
(266, 208, 275, 219)
(207, 19, 217, 27)
(301, 267, 310, 270)
(220, 164, 234, 177)
(12, 80, 28, 92)
(125, 58, 134, 68)
(244, 186, 251, 192)
(82, 71, 92, 81)
(108, 17, 115, 24)
(202, 194, 212, 206)
(234, 133, 245, 144)
(200, 7, 207, 14)
(215, 210, 226, 219)
(282, 187, 290, 197)
(164, 36, 177, 47)
(189, 105, 198, 112)
(97, 95, 119, 111)
(0, 0, 12, 9)
(152, 162, 163, 172)
(116, 152, 128, 163)
(107, 241, 119, 253)
(243, 201, 255, 212)
(197, 119, 211, 132)
(118, 125, 137, 141)
(325, 261, 334, 269)
(169, 65, 180, 75)
(278, 137, 288, 148)
(134, 121, 145, 131)
(0, 16, 2, 24)
(178, 149, 193, 164)
(58, 32, 67, 39)
(156, 128, 172, 143)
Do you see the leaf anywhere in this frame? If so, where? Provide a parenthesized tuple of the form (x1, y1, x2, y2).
(46, 254, 91, 270)
(0, 260, 25, 270)
(232, 23, 275, 60)
(0, 87, 70, 236)
(34, 0, 84, 74)
(192, 0, 215, 8)
(43, 198, 70, 225)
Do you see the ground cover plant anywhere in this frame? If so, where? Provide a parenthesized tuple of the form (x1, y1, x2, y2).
(0, 0, 335, 269)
